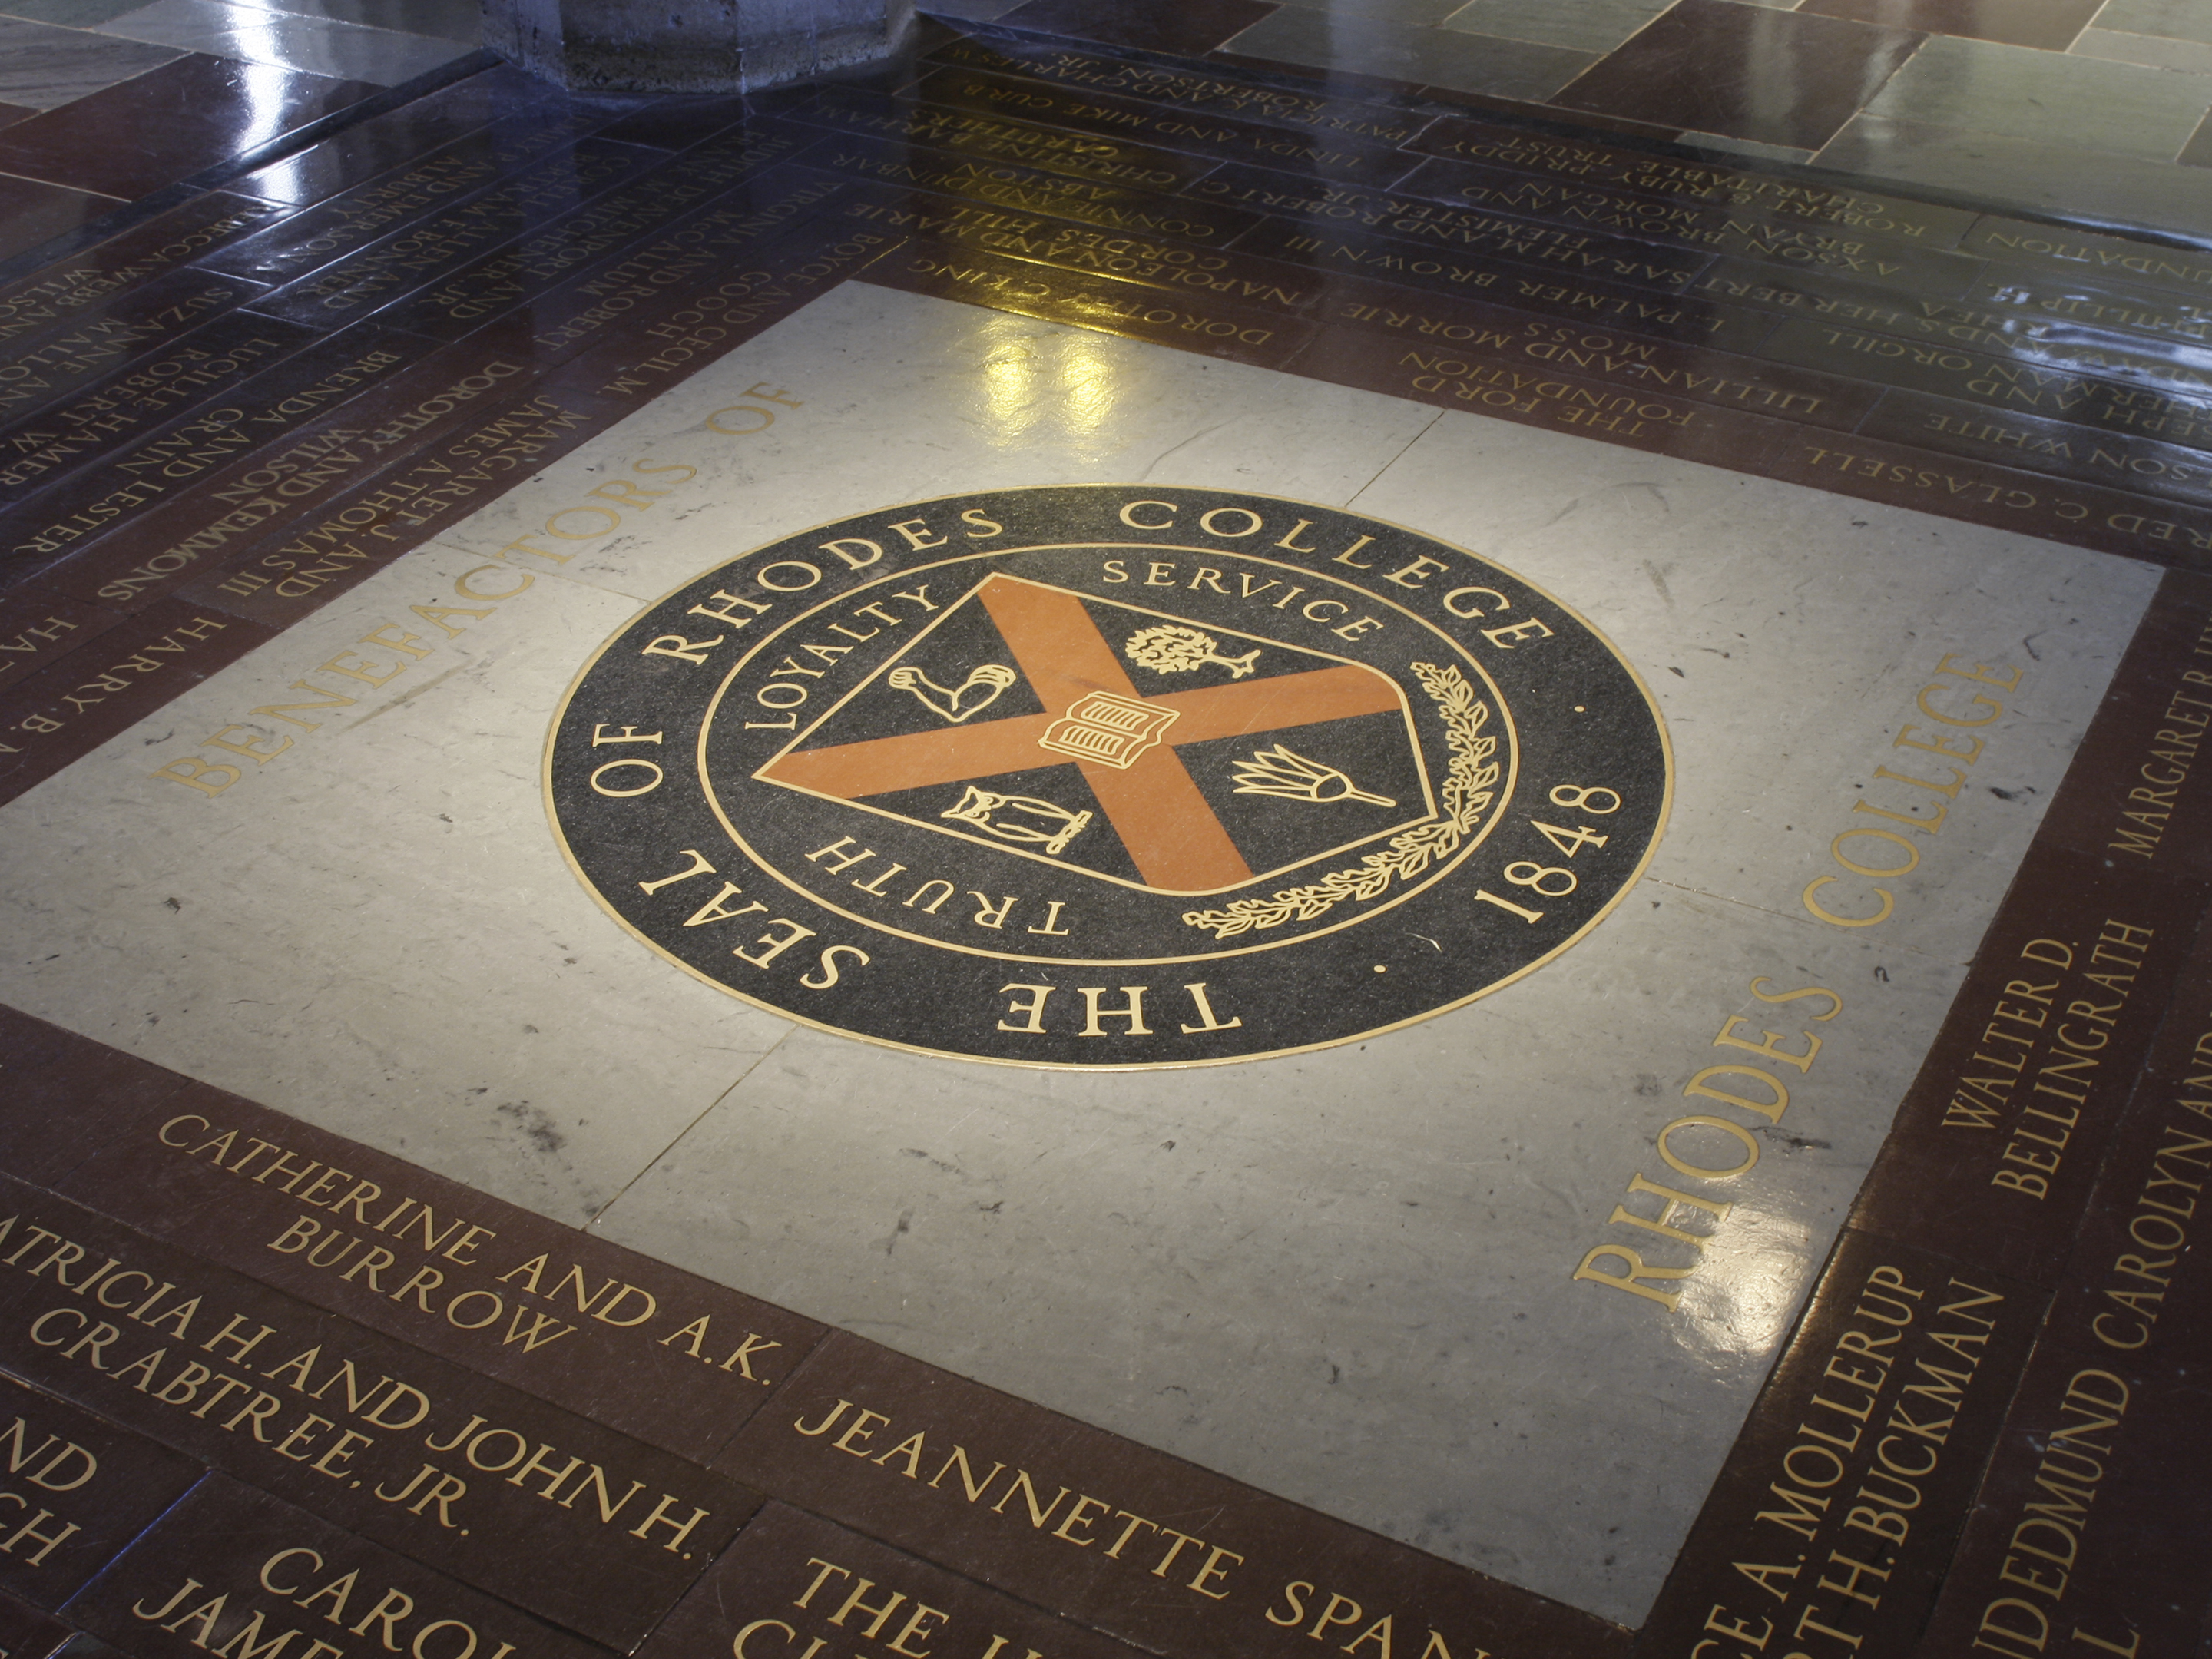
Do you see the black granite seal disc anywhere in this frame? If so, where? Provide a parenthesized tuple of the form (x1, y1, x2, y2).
(546, 485, 1671, 1068)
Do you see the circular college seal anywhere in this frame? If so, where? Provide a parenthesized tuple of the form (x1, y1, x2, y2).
(546, 486, 1669, 1068)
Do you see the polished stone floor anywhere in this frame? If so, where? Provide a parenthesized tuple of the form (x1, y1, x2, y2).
(0, 0, 477, 260)
(955, 0, 2212, 235)
(0, 13, 2209, 1659)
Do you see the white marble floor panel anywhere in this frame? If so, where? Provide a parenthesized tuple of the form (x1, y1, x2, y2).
(0, 283, 2157, 1628)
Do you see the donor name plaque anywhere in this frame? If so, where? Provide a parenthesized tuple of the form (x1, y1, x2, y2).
(546, 486, 1670, 1067)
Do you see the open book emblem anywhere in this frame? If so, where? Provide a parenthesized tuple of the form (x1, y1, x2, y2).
(753, 574, 1437, 896)
(1037, 692, 1181, 770)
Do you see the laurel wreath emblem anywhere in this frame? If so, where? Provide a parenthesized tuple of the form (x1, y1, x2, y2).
(1181, 662, 1501, 939)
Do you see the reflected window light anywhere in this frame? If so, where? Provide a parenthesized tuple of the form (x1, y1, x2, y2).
(969, 314, 1123, 460)
(239, 49, 313, 147)
(247, 149, 311, 200)
(222, 46, 345, 201)
(1667, 1200, 1816, 1363)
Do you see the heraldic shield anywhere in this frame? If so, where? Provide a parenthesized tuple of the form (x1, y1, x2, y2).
(753, 575, 1435, 896)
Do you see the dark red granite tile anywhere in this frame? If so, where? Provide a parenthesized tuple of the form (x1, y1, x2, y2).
(0, 601, 275, 807)
(0, 1372, 203, 1609)
(929, 33, 1432, 145)
(916, 68, 1409, 183)
(1635, 1228, 2045, 1659)
(794, 131, 1265, 247)
(1395, 78, 1683, 140)
(56, 1075, 826, 1458)
(2135, 892, 2212, 1108)
(0, 589, 124, 694)
(0, 194, 287, 353)
(0, 57, 382, 203)
(992, 0, 1276, 56)
(786, 83, 1220, 192)
(860, 240, 1313, 367)
(0, 322, 424, 595)
(2032, 570, 2212, 885)
(1201, 161, 1712, 286)
(1390, 153, 1955, 280)
(63, 1476, 610, 1659)
(0, 312, 315, 507)
(247, 140, 661, 327)
(1685, 243, 1988, 316)
(519, 216, 902, 409)
(1763, 424, 2212, 566)
(16, 329, 541, 614)
(1970, 263, 2212, 361)
(0, 1174, 757, 1648)
(591, 93, 757, 151)
(2104, 568, 2212, 713)
(642, 1504, 1154, 1659)
(717, 1333, 1629, 1659)
(1799, 0, 2098, 48)
(1963, 215, 2212, 307)
(466, 192, 892, 373)
(1850, 843, 2207, 1284)
(1310, 276, 1878, 428)
(0, 1002, 194, 1193)
(1895, 318, 2212, 409)
(0, 1589, 73, 1659)
(204, 121, 619, 289)
(1758, 314, 2212, 456)
(1986, 916, 2212, 1566)
(1233, 214, 1777, 351)
(1859, 387, 2212, 514)
(1287, 322, 1796, 466)
(0, 996, 196, 1127)
(1510, 104, 1688, 143)
(1204, 48, 1449, 110)
(165, 372, 618, 630)
(0, 179, 124, 268)
(823, 178, 1323, 319)
(0, 268, 268, 432)
(0, 104, 34, 135)
(1707, 267, 1995, 365)
(2035, 974, 2212, 1377)
(1550, 0, 1922, 151)
(229, 66, 579, 205)
(369, 142, 829, 340)
(1403, 114, 1976, 246)
(1912, 1363, 2209, 1657)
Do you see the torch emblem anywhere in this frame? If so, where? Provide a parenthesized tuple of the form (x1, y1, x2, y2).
(1230, 744, 1397, 809)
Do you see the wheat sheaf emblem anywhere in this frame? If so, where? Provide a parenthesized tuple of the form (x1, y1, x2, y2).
(1181, 663, 1498, 939)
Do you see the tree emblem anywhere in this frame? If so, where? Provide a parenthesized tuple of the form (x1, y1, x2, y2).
(1124, 624, 1260, 680)
(1231, 745, 1396, 808)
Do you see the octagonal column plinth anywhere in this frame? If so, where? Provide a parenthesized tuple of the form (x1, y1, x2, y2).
(485, 0, 913, 92)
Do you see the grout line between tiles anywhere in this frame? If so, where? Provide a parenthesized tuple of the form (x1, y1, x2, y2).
(1337, 405, 1449, 510)
(581, 1024, 803, 1230)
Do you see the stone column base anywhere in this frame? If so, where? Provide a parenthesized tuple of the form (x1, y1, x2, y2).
(484, 0, 914, 92)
